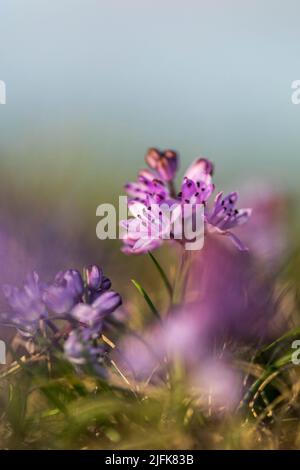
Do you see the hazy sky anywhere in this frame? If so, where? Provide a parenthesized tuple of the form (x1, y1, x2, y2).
(0, 0, 300, 189)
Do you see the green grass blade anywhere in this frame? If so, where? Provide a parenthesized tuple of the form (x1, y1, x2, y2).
(259, 326, 300, 355)
(148, 252, 173, 298)
(131, 279, 161, 322)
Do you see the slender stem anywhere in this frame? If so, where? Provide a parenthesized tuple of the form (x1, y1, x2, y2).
(172, 249, 191, 306)
(148, 251, 173, 298)
(168, 180, 177, 198)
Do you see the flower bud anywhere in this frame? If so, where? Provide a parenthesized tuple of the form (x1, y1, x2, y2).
(84, 265, 103, 291)
(145, 148, 179, 182)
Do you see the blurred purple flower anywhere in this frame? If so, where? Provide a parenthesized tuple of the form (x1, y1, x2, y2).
(1, 272, 47, 336)
(185, 235, 284, 342)
(85, 264, 103, 290)
(117, 310, 243, 412)
(60, 265, 122, 372)
(71, 291, 122, 336)
(118, 310, 210, 381)
(0, 263, 121, 377)
(84, 264, 112, 303)
(64, 329, 107, 376)
(234, 182, 289, 265)
(1, 264, 122, 337)
(42, 264, 122, 332)
(191, 359, 242, 412)
(43, 269, 84, 314)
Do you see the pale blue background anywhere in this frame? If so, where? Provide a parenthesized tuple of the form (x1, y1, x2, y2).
(0, 0, 299, 191)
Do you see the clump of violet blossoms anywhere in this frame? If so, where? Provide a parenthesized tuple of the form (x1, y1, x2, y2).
(0, 265, 122, 375)
(121, 148, 252, 253)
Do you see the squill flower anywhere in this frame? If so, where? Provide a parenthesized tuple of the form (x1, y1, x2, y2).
(71, 291, 122, 336)
(1, 272, 47, 336)
(43, 265, 121, 321)
(125, 171, 171, 205)
(64, 295, 120, 376)
(120, 199, 183, 254)
(178, 176, 215, 205)
(184, 157, 214, 183)
(84, 264, 112, 303)
(64, 329, 107, 376)
(63, 267, 121, 374)
(206, 192, 252, 251)
(0, 265, 122, 377)
(85, 264, 103, 290)
(176, 158, 215, 205)
(1, 264, 122, 333)
(125, 148, 178, 204)
(121, 150, 251, 254)
(43, 269, 84, 314)
(121, 225, 163, 254)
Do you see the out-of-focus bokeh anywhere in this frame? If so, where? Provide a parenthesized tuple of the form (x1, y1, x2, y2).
(2, 2, 300, 451)
(0, 0, 299, 289)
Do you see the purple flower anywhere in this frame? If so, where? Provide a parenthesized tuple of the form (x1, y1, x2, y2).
(64, 329, 107, 376)
(43, 269, 84, 314)
(184, 157, 214, 183)
(43, 265, 121, 322)
(178, 176, 215, 205)
(177, 158, 215, 205)
(145, 148, 179, 182)
(71, 291, 122, 335)
(85, 264, 103, 290)
(0, 264, 122, 378)
(1, 272, 47, 336)
(64, 277, 121, 375)
(84, 264, 112, 303)
(121, 226, 163, 255)
(92, 290, 122, 315)
(206, 192, 252, 251)
(121, 150, 251, 254)
(124, 147, 178, 204)
(234, 182, 289, 265)
(120, 200, 180, 254)
(125, 173, 170, 205)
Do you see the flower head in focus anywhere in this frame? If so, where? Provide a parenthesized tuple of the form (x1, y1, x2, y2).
(206, 192, 252, 251)
(125, 148, 179, 204)
(120, 200, 180, 254)
(121, 150, 251, 254)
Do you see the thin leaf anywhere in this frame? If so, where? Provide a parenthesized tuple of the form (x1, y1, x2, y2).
(259, 327, 300, 355)
(148, 252, 173, 298)
(131, 279, 161, 322)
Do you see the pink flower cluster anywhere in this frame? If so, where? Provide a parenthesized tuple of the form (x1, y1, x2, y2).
(121, 148, 252, 254)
